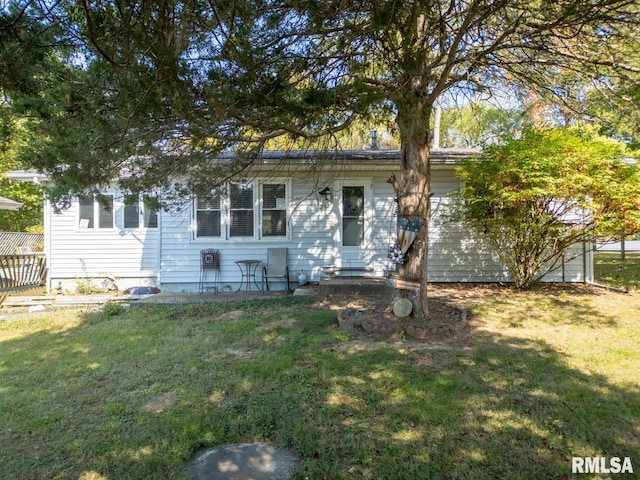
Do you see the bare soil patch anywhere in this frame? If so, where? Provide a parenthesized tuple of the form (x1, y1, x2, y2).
(335, 287, 468, 340)
(142, 392, 177, 413)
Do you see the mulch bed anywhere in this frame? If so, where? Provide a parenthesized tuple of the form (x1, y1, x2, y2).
(337, 292, 467, 339)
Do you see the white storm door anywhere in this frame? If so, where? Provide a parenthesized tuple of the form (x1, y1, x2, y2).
(337, 180, 372, 268)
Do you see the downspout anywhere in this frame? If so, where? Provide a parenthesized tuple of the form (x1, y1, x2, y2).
(156, 208, 162, 289)
(44, 195, 52, 291)
(582, 239, 588, 284)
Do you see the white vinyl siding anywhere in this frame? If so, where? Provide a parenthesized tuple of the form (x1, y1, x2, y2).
(49, 193, 159, 291)
(45, 163, 591, 293)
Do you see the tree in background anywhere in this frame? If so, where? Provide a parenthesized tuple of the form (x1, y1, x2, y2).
(438, 101, 524, 148)
(0, 108, 43, 232)
(585, 85, 640, 149)
(3, 1, 640, 320)
(452, 128, 640, 288)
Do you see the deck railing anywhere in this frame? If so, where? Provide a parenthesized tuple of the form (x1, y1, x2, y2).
(0, 254, 47, 306)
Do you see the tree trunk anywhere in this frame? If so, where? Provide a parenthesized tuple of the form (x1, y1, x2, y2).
(389, 100, 432, 322)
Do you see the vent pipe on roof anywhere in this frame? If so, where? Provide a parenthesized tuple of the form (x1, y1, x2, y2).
(432, 102, 441, 149)
(369, 130, 378, 150)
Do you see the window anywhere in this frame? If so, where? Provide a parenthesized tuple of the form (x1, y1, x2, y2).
(230, 183, 254, 237)
(143, 203, 158, 228)
(79, 194, 113, 229)
(124, 195, 140, 229)
(342, 186, 364, 246)
(194, 181, 288, 239)
(79, 196, 94, 228)
(196, 196, 221, 237)
(262, 184, 287, 237)
(124, 194, 158, 229)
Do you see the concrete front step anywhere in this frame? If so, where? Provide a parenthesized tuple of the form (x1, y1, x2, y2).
(319, 276, 388, 296)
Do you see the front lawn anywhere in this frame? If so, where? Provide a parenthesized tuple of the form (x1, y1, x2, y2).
(0, 286, 638, 479)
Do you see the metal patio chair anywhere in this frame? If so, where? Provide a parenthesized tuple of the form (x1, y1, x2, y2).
(262, 248, 290, 292)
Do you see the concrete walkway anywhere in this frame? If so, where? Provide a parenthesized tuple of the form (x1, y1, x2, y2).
(3, 286, 319, 309)
(186, 443, 299, 480)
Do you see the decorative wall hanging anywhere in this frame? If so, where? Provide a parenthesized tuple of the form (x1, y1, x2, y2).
(385, 273, 421, 292)
(397, 217, 423, 253)
(387, 243, 406, 265)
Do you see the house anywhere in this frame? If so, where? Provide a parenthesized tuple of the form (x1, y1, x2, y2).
(10, 149, 593, 293)
(0, 195, 23, 211)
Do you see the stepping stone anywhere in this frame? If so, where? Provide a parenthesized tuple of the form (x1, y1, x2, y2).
(186, 443, 298, 480)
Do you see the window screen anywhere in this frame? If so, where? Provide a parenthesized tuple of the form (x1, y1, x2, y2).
(262, 184, 287, 236)
(79, 195, 94, 228)
(342, 186, 364, 246)
(196, 197, 221, 237)
(98, 195, 114, 229)
(124, 195, 140, 228)
(143, 208, 158, 228)
(230, 184, 254, 237)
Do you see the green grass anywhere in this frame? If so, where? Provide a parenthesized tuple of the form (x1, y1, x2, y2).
(0, 288, 639, 479)
(594, 250, 640, 289)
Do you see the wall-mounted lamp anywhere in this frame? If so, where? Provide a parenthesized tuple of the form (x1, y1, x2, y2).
(318, 187, 332, 202)
(318, 187, 332, 211)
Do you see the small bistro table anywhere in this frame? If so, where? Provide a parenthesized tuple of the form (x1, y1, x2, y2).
(234, 260, 262, 292)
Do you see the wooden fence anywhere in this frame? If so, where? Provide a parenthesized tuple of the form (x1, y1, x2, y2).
(0, 232, 44, 254)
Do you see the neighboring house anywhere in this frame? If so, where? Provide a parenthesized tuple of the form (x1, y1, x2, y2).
(597, 236, 640, 252)
(0, 195, 23, 211)
(9, 149, 593, 292)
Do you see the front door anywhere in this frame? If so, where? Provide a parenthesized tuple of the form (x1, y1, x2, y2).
(336, 180, 372, 269)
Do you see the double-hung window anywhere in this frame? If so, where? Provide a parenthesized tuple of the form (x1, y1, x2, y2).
(196, 196, 221, 237)
(79, 194, 114, 229)
(262, 183, 287, 237)
(229, 183, 255, 237)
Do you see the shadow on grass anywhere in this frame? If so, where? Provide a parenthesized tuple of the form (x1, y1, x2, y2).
(0, 296, 638, 479)
(457, 283, 624, 328)
(295, 330, 639, 479)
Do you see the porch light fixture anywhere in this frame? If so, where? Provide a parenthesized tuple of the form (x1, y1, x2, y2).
(318, 186, 332, 211)
(318, 187, 332, 202)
